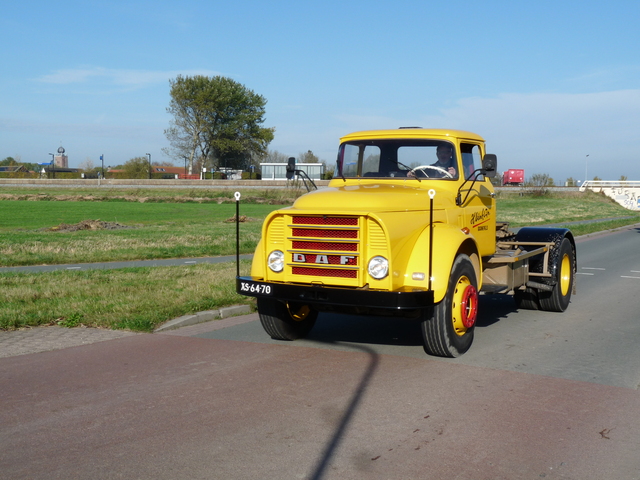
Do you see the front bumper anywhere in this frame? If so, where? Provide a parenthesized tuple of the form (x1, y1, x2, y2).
(237, 276, 434, 310)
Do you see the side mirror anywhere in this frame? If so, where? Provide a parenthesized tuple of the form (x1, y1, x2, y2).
(481, 154, 497, 178)
(286, 157, 296, 180)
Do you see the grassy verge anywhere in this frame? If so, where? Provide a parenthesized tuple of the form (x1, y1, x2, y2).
(0, 261, 253, 331)
(1, 188, 638, 332)
(496, 190, 640, 226)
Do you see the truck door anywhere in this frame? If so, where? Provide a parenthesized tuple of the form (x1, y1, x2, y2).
(460, 143, 496, 256)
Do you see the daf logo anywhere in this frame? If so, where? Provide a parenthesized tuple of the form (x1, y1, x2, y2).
(293, 253, 356, 265)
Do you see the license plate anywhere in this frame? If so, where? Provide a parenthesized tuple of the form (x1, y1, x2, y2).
(239, 281, 272, 295)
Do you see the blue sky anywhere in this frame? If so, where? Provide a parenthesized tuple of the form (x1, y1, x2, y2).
(2, 0, 639, 182)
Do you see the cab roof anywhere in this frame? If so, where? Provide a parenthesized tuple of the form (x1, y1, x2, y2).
(340, 128, 485, 144)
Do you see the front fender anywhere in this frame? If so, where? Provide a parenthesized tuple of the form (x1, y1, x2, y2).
(404, 224, 479, 303)
(250, 237, 266, 279)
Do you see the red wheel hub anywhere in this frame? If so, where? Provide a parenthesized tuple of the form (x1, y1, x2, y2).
(460, 285, 478, 328)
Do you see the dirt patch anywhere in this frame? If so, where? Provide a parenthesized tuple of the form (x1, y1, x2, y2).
(224, 215, 251, 223)
(44, 219, 135, 232)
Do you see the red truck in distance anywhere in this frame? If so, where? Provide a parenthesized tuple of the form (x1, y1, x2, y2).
(502, 169, 524, 186)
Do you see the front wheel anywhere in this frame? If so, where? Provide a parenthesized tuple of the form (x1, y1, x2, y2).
(421, 254, 478, 357)
(257, 298, 318, 340)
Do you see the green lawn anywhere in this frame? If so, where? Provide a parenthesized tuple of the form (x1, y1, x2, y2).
(0, 201, 282, 266)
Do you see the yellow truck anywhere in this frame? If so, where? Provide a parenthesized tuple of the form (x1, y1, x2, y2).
(236, 128, 576, 357)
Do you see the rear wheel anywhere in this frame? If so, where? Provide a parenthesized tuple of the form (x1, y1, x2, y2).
(257, 298, 317, 340)
(539, 237, 575, 312)
(421, 254, 478, 357)
(514, 287, 540, 310)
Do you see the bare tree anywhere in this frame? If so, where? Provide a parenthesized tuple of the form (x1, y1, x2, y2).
(298, 150, 319, 163)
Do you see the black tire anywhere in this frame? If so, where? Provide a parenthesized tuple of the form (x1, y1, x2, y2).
(514, 287, 540, 310)
(257, 298, 318, 340)
(421, 254, 478, 357)
(539, 237, 575, 312)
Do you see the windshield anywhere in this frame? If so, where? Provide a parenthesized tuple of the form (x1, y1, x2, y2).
(337, 140, 458, 180)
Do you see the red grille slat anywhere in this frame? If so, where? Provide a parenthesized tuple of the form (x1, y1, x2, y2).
(292, 241, 358, 251)
(291, 228, 357, 239)
(292, 216, 358, 226)
(292, 267, 357, 278)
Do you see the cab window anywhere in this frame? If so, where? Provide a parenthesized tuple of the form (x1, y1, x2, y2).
(460, 143, 481, 179)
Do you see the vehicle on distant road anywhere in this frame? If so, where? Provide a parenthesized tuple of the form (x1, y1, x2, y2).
(502, 168, 525, 186)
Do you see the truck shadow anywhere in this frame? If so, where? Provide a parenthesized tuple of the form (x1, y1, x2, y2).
(306, 294, 519, 347)
(304, 296, 517, 478)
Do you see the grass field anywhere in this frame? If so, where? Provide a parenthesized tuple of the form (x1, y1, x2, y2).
(1, 187, 639, 331)
(0, 201, 282, 267)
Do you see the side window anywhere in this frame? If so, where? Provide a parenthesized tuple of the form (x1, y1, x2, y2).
(461, 143, 481, 179)
(340, 144, 360, 177)
(361, 145, 382, 176)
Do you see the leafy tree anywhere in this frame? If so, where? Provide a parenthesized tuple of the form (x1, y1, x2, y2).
(123, 156, 151, 179)
(565, 177, 577, 187)
(620, 175, 628, 181)
(1, 156, 38, 172)
(164, 75, 274, 173)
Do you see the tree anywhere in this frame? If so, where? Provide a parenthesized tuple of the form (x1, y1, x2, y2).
(164, 75, 274, 173)
(298, 150, 319, 163)
(528, 173, 555, 187)
(620, 175, 628, 181)
(123, 156, 151, 179)
(264, 150, 290, 163)
(1, 155, 38, 172)
(565, 177, 577, 187)
(526, 173, 554, 195)
(78, 158, 95, 172)
(490, 171, 503, 187)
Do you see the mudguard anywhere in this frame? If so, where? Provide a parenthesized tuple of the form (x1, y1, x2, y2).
(514, 227, 576, 283)
(405, 223, 480, 303)
(250, 238, 265, 278)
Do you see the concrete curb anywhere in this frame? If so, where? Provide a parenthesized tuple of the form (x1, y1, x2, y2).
(153, 304, 252, 332)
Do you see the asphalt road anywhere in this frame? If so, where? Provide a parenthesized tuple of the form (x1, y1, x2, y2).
(1, 226, 639, 479)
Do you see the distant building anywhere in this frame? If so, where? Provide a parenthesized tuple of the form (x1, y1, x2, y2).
(54, 147, 68, 168)
(260, 162, 324, 181)
(0, 165, 29, 173)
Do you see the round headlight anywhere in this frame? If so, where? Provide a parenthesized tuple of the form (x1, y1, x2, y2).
(268, 250, 285, 272)
(368, 256, 389, 280)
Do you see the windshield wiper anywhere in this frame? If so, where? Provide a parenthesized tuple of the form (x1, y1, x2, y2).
(397, 161, 421, 182)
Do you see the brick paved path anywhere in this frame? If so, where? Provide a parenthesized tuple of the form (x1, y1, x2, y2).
(0, 326, 140, 358)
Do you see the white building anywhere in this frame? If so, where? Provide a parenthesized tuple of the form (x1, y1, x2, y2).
(260, 163, 324, 181)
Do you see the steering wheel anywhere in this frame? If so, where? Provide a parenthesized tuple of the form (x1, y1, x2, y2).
(408, 165, 453, 179)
